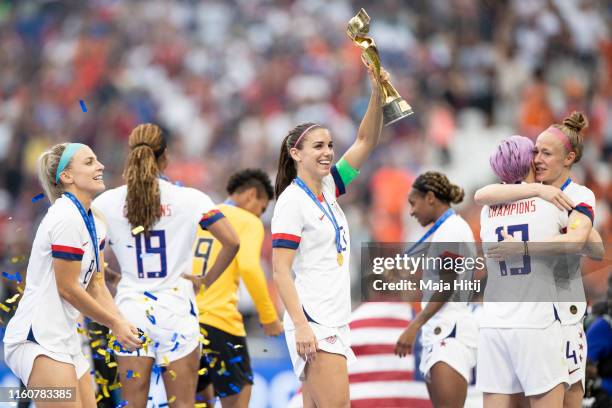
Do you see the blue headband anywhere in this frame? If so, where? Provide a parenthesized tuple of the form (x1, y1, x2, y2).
(55, 143, 85, 184)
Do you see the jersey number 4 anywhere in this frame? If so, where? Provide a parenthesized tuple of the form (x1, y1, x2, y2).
(135, 230, 167, 278)
(494, 224, 531, 276)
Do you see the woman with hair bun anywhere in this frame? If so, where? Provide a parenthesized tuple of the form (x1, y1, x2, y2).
(475, 112, 598, 407)
(3, 143, 142, 407)
(395, 171, 479, 408)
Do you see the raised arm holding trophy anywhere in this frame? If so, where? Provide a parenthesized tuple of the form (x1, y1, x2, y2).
(347, 8, 414, 125)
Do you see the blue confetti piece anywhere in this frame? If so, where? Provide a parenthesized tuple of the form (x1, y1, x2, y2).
(79, 100, 88, 112)
(152, 365, 162, 385)
(2, 271, 22, 283)
(154, 341, 160, 349)
(170, 342, 179, 352)
(126, 370, 134, 379)
(32, 193, 45, 203)
(228, 383, 241, 393)
(228, 356, 243, 364)
(146, 313, 156, 325)
(171, 332, 178, 342)
(116, 401, 128, 408)
(218, 392, 227, 398)
(144, 291, 158, 301)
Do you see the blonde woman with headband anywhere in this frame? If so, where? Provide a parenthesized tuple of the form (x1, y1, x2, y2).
(3, 143, 142, 407)
(271, 66, 387, 406)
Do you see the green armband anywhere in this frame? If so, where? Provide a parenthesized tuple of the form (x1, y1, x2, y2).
(336, 157, 360, 187)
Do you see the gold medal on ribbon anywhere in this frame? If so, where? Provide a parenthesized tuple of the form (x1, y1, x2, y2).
(337, 252, 344, 266)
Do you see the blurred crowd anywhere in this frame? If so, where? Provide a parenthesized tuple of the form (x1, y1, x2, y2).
(0, 0, 610, 310)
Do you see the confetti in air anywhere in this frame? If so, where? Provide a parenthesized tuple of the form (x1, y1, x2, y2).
(32, 193, 45, 203)
(2, 271, 22, 283)
(79, 100, 88, 112)
(10, 256, 25, 264)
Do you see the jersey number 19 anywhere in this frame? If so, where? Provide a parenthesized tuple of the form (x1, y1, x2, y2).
(135, 230, 167, 278)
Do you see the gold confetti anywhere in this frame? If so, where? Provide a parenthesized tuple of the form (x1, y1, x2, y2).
(168, 396, 176, 404)
(168, 369, 177, 380)
(102, 385, 110, 398)
(162, 355, 169, 366)
(109, 382, 122, 391)
(95, 376, 108, 385)
(77, 327, 87, 335)
(97, 348, 106, 356)
(198, 367, 208, 376)
(16, 286, 23, 294)
(195, 404, 208, 408)
(90, 340, 102, 348)
(96, 394, 103, 403)
(569, 219, 580, 230)
(10, 255, 25, 264)
(0, 303, 11, 312)
(131, 226, 144, 235)
(5, 294, 20, 304)
(107, 362, 117, 368)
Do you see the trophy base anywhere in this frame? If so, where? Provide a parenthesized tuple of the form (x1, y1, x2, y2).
(383, 98, 413, 126)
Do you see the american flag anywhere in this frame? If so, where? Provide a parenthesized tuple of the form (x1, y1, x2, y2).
(348, 302, 431, 407)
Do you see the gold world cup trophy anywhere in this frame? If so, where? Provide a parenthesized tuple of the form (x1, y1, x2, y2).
(347, 8, 414, 126)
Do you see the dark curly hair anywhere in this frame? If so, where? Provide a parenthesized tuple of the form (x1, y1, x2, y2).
(227, 169, 274, 200)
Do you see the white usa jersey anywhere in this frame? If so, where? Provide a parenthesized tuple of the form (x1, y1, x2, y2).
(4, 195, 106, 355)
(420, 213, 479, 347)
(480, 196, 568, 328)
(271, 167, 351, 328)
(556, 180, 595, 325)
(93, 179, 221, 303)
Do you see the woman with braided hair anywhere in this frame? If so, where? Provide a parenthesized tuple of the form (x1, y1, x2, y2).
(92, 123, 239, 407)
(395, 171, 479, 408)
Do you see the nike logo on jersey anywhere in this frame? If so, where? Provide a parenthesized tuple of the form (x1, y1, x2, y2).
(568, 368, 580, 375)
